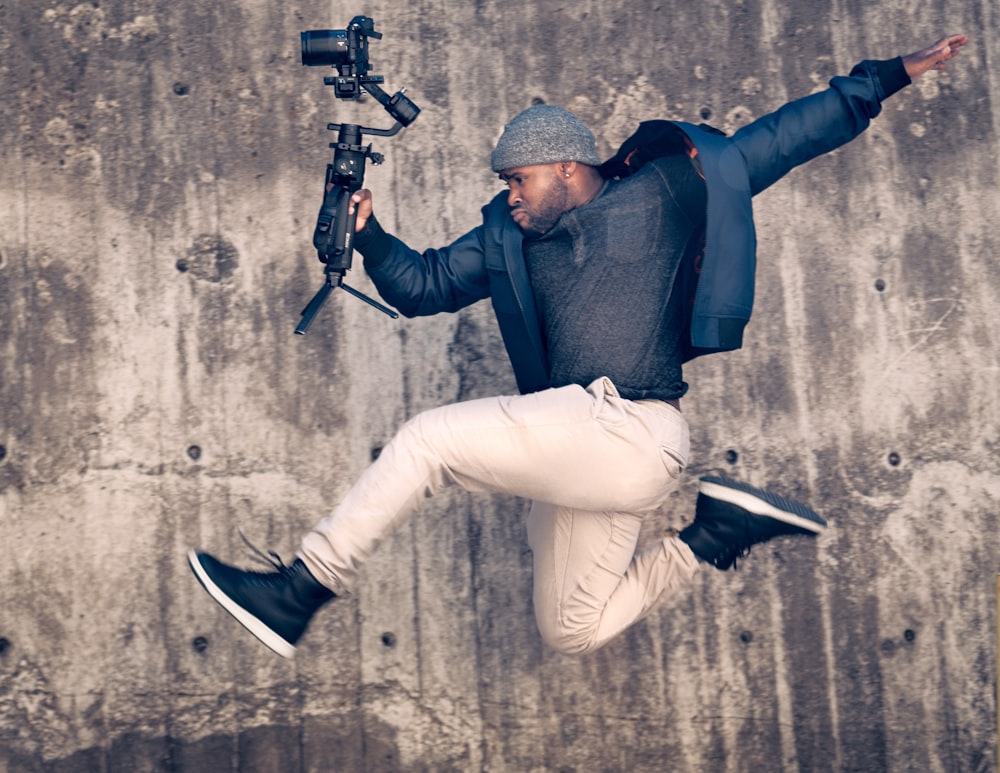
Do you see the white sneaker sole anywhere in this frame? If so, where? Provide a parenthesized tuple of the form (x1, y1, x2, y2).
(188, 550, 296, 658)
(699, 479, 826, 534)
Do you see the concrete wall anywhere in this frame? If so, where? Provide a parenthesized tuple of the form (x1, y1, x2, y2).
(1, 0, 997, 770)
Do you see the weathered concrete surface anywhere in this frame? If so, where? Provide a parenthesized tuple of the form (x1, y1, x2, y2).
(1, 0, 997, 770)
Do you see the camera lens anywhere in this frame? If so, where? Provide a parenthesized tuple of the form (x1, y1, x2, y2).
(301, 30, 348, 67)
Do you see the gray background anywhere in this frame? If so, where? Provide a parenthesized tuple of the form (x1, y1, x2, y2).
(1, 0, 997, 771)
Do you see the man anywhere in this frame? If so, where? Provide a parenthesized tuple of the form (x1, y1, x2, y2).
(189, 34, 967, 658)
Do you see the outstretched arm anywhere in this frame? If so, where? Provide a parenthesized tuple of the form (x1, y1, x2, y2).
(902, 34, 969, 80)
(732, 33, 969, 194)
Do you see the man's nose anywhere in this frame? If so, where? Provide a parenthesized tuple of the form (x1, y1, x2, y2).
(507, 189, 522, 207)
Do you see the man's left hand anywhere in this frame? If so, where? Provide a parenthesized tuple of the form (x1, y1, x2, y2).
(902, 34, 969, 80)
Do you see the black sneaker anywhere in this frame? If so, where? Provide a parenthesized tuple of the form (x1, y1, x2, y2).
(188, 550, 335, 658)
(679, 476, 827, 570)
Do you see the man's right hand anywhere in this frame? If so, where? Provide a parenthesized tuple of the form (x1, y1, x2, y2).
(350, 189, 374, 233)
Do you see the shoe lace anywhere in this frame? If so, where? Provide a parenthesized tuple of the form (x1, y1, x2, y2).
(668, 525, 751, 570)
(715, 543, 751, 570)
(710, 518, 759, 570)
(238, 528, 296, 577)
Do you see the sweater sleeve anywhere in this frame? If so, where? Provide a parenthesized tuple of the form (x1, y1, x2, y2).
(873, 56, 912, 100)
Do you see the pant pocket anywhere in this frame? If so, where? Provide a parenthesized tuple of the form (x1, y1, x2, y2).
(588, 377, 629, 427)
(658, 409, 689, 480)
(660, 444, 686, 479)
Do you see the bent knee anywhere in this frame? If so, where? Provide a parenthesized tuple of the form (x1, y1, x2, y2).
(535, 616, 603, 655)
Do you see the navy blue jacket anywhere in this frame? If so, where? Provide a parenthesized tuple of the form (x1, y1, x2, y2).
(361, 58, 911, 395)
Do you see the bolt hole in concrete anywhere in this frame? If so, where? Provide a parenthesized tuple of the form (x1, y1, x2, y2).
(0, 637, 11, 655)
(381, 632, 397, 648)
(192, 636, 209, 653)
(875, 278, 887, 292)
(188, 445, 202, 461)
(887, 452, 901, 467)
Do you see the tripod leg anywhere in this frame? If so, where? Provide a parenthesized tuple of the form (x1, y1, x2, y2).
(295, 281, 334, 335)
(340, 281, 400, 318)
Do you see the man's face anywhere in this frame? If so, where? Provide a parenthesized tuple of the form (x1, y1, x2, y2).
(499, 163, 570, 238)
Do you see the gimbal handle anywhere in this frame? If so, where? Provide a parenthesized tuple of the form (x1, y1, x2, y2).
(295, 122, 399, 334)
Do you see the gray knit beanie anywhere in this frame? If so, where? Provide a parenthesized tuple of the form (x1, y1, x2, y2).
(490, 105, 601, 172)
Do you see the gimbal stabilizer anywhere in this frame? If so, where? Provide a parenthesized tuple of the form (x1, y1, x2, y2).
(295, 16, 420, 335)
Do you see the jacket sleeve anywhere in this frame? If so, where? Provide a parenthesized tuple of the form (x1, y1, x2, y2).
(357, 215, 493, 318)
(734, 57, 911, 195)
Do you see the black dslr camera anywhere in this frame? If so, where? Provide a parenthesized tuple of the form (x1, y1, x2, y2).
(300, 16, 420, 122)
(295, 16, 421, 333)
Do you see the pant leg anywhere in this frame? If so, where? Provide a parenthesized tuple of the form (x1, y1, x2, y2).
(527, 501, 700, 654)
(299, 377, 690, 594)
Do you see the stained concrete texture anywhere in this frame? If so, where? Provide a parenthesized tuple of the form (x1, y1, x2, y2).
(1, 0, 998, 771)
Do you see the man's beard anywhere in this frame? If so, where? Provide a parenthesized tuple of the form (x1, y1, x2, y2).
(513, 177, 570, 238)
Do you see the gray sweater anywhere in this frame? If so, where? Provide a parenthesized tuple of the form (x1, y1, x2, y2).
(524, 154, 706, 401)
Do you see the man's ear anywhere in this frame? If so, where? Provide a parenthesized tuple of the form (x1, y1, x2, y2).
(560, 161, 578, 178)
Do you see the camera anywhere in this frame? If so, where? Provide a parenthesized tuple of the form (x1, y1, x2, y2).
(301, 15, 419, 124)
(301, 16, 381, 100)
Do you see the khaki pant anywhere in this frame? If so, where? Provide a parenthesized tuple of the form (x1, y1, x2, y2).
(299, 377, 699, 654)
